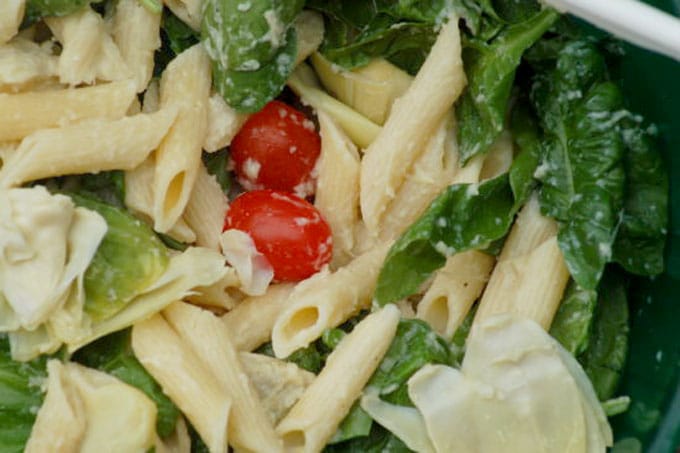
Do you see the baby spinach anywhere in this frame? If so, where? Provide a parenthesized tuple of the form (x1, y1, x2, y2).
(74, 329, 180, 438)
(375, 174, 514, 305)
(202, 0, 304, 112)
(549, 281, 598, 356)
(531, 40, 627, 291)
(25, 0, 102, 18)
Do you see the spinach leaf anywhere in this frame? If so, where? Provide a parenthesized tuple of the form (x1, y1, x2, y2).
(73, 329, 180, 438)
(375, 174, 515, 305)
(509, 102, 542, 205)
(578, 270, 630, 401)
(0, 335, 48, 453)
(202, 150, 232, 196)
(59, 171, 126, 208)
(202, 0, 304, 112)
(69, 195, 170, 322)
(549, 280, 598, 355)
(613, 121, 668, 276)
(328, 401, 373, 444)
(255, 342, 324, 374)
(456, 7, 558, 163)
(324, 423, 410, 453)
(25, 0, 102, 18)
(449, 304, 476, 366)
(162, 9, 199, 56)
(531, 40, 627, 291)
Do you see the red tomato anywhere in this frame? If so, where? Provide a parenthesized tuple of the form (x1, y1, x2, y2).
(225, 190, 333, 281)
(230, 100, 321, 197)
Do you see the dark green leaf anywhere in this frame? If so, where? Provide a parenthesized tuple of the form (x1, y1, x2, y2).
(367, 319, 451, 407)
(25, 0, 102, 18)
(549, 280, 597, 355)
(449, 304, 477, 366)
(255, 342, 324, 374)
(323, 422, 410, 453)
(329, 402, 373, 444)
(0, 335, 48, 453)
(456, 8, 558, 163)
(509, 102, 542, 205)
(531, 41, 626, 290)
(202, 150, 231, 195)
(578, 270, 630, 401)
(69, 195, 170, 322)
(202, 0, 304, 112)
(73, 330, 180, 438)
(188, 422, 210, 453)
(59, 171, 126, 208)
(613, 122, 668, 276)
(162, 9, 199, 56)
(375, 174, 515, 305)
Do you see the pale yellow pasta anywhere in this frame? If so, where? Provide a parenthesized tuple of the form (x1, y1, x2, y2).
(46, 8, 132, 85)
(186, 267, 242, 310)
(0, 80, 136, 142)
(0, 0, 25, 45)
(163, 0, 201, 31)
(155, 416, 191, 453)
(221, 283, 294, 351)
(0, 107, 177, 188)
(183, 163, 228, 250)
(203, 92, 248, 152)
(0, 38, 58, 92)
(311, 53, 413, 125)
(359, 16, 466, 234)
(288, 64, 382, 149)
(132, 314, 231, 453)
(240, 352, 315, 425)
(314, 111, 361, 267)
(153, 44, 211, 233)
(271, 242, 391, 358)
(475, 197, 570, 330)
(479, 130, 514, 181)
(124, 157, 197, 243)
(112, 0, 162, 92)
(163, 302, 283, 453)
(379, 113, 456, 241)
(417, 251, 496, 338)
(276, 304, 400, 453)
(143, 79, 160, 113)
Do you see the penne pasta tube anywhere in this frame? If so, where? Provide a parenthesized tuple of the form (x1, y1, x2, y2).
(163, 302, 283, 453)
(153, 44, 211, 233)
(417, 250, 496, 338)
(276, 304, 400, 453)
(0, 79, 136, 142)
(474, 196, 570, 331)
(163, 0, 201, 31)
(132, 314, 231, 453)
(221, 283, 295, 351)
(479, 130, 515, 181)
(0, 38, 58, 91)
(112, 0, 162, 92)
(359, 15, 466, 235)
(314, 111, 361, 267)
(272, 242, 390, 358)
(183, 163, 228, 250)
(0, 0, 25, 45)
(0, 107, 177, 188)
(203, 92, 248, 152)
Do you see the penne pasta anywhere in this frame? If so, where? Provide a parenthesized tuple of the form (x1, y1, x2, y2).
(276, 305, 400, 453)
(314, 111, 361, 267)
(359, 16, 466, 235)
(203, 92, 248, 152)
(0, 38, 58, 92)
(132, 314, 231, 453)
(153, 44, 211, 233)
(0, 80, 136, 142)
(163, 0, 201, 31)
(0, 108, 177, 188)
(183, 163, 229, 250)
(479, 130, 515, 181)
(163, 302, 283, 453)
(112, 0, 162, 92)
(0, 0, 25, 45)
(272, 243, 390, 358)
(221, 283, 295, 351)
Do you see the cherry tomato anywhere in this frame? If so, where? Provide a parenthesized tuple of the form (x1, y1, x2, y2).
(225, 189, 333, 281)
(230, 100, 321, 197)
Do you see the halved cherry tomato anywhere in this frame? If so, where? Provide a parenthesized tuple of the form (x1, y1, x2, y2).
(230, 100, 321, 197)
(225, 189, 333, 281)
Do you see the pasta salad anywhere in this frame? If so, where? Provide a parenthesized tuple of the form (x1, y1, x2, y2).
(0, 0, 669, 452)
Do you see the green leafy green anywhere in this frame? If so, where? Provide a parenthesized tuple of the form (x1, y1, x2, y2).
(59, 171, 126, 208)
(329, 401, 373, 444)
(202, 150, 231, 195)
(202, 0, 304, 112)
(449, 304, 476, 366)
(255, 342, 324, 374)
(162, 9, 199, 56)
(613, 121, 668, 276)
(549, 281, 597, 355)
(70, 195, 170, 322)
(509, 103, 542, 204)
(578, 271, 630, 401)
(324, 423, 410, 453)
(73, 329, 180, 438)
(603, 396, 631, 417)
(456, 7, 558, 163)
(0, 335, 48, 453)
(531, 40, 627, 291)
(25, 0, 102, 18)
(375, 174, 515, 304)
